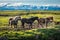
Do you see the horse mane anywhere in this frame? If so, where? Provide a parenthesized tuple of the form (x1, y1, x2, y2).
(30, 17, 38, 19)
(9, 16, 20, 21)
(13, 16, 20, 20)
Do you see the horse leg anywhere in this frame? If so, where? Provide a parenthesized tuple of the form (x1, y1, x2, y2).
(14, 25, 17, 28)
(8, 21, 10, 26)
(14, 25, 15, 28)
(41, 24, 43, 28)
(40, 23, 44, 28)
(38, 22, 43, 28)
(29, 23, 32, 29)
(37, 22, 39, 27)
(31, 24, 32, 29)
(21, 23, 25, 28)
(11, 24, 13, 28)
(37, 20, 40, 27)
(38, 22, 40, 27)
(46, 23, 48, 28)
(16, 25, 17, 28)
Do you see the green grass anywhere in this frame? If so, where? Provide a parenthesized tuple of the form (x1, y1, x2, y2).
(0, 10, 60, 16)
(0, 10, 60, 40)
(0, 25, 60, 40)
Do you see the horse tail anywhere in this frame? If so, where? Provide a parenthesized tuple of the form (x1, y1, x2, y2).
(8, 17, 13, 26)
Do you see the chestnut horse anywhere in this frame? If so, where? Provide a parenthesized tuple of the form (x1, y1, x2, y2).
(38, 17, 53, 28)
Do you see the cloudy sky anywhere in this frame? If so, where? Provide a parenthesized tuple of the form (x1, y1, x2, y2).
(0, 0, 60, 5)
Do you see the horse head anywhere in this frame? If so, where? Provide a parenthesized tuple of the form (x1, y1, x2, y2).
(15, 16, 21, 20)
(47, 16, 53, 22)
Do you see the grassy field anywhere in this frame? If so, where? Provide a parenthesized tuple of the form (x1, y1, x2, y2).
(0, 10, 60, 27)
(0, 10, 60, 40)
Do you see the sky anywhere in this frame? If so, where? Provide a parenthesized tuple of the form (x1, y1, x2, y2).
(0, 0, 60, 5)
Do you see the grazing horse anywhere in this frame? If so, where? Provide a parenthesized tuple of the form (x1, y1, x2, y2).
(9, 16, 21, 28)
(20, 17, 38, 29)
(38, 16, 53, 28)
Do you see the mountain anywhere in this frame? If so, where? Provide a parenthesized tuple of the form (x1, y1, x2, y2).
(0, 3, 60, 10)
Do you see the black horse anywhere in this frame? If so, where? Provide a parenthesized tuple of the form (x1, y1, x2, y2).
(20, 17, 38, 29)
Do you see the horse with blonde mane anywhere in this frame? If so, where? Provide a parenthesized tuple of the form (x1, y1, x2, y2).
(9, 16, 21, 28)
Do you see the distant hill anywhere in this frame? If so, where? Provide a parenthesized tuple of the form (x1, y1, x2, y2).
(0, 3, 60, 10)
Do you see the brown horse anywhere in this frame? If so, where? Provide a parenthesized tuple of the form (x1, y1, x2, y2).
(38, 16, 53, 28)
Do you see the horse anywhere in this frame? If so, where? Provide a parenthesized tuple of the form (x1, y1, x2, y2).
(38, 16, 53, 28)
(20, 17, 38, 29)
(9, 16, 21, 28)
(38, 18, 45, 28)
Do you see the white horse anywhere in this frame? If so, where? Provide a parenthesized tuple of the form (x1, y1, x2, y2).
(9, 16, 21, 28)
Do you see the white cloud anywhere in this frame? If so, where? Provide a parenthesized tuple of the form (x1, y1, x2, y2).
(7, 3, 22, 6)
(38, 4, 60, 7)
(7, 3, 34, 6)
(0, 3, 60, 7)
(0, 3, 7, 7)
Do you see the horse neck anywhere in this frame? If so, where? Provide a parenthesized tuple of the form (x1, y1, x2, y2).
(14, 18, 19, 22)
(31, 18, 38, 21)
